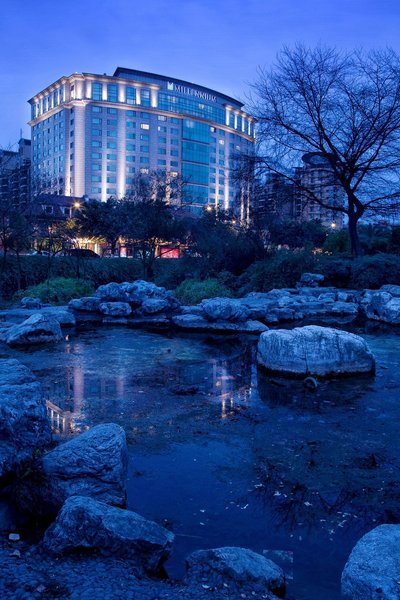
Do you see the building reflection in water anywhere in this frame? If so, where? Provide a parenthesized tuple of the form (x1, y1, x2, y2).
(45, 341, 256, 435)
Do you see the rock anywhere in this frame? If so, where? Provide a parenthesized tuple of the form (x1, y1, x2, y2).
(361, 289, 400, 325)
(257, 325, 375, 377)
(5, 314, 63, 346)
(120, 280, 169, 304)
(341, 525, 400, 600)
(40, 423, 128, 513)
(20, 297, 41, 309)
(0, 359, 51, 479)
(139, 298, 170, 315)
(95, 282, 129, 302)
(185, 546, 285, 597)
(328, 302, 359, 316)
(8, 533, 20, 541)
(172, 314, 267, 334)
(297, 273, 325, 287)
(68, 296, 102, 312)
(99, 302, 132, 317)
(41, 307, 76, 327)
(43, 496, 174, 575)
(200, 298, 250, 322)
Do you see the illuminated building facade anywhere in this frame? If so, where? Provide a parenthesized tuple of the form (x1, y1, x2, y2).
(28, 68, 256, 214)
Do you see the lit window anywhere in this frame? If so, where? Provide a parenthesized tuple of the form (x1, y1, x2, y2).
(140, 123, 150, 130)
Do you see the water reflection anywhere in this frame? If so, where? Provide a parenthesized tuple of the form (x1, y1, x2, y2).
(41, 333, 256, 436)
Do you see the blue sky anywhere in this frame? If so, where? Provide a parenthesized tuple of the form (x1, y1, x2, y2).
(1, 0, 400, 147)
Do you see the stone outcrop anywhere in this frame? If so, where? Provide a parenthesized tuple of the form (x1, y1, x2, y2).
(0, 359, 51, 479)
(43, 496, 174, 575)
(172, 314, 268, 334)
(200, 298, 250, 322)
(20, 297, 41, 309)
(68, 296, 102, 312)
(257, 325, 375, 377)
(361, 286, 400, 325)
(99, 302, 132, 317)
(5, 314, 63, 346)
(185, 546, 285, 598)
(297, 272, 325, 287)
(40, 423, 128, 513)
(341, 525, 400, 600)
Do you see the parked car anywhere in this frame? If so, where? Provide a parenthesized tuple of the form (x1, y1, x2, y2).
(66, 249, 100, 258)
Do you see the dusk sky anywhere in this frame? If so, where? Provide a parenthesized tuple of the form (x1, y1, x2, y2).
(1, 0, 400, 148)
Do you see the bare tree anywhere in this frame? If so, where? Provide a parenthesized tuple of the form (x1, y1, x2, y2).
(252, 45, 400, 255)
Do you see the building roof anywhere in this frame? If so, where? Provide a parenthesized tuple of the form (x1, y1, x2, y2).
(113, 67, 244, 108)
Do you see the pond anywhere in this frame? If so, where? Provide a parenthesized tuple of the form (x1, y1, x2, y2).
(2, 323, 400, 600)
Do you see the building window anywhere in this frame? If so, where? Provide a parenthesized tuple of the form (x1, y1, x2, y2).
(92, 164, 101, 171)
(158, 148, 166, 155)
(107, 142, 117, 149)
(127, 133, 135, 139)
(107, 176, 116, 183)
(126, 121, 136, 128)
(140, 123, 150, 130)
(91, 175, 101, 182)
(107, 108, 117, 114)
(107, 119, 117, 126)
(158, 159, 166, 165)
(107, 84, 118, 102)
(92, 106, 102, 113)
(107, 153, 117, 160)
(107, 188, 117, 194)
(140, 145, 149, 152)
(158, 136, 166, 143)
(92, 83, 102, 101)
(140, 90, 150, 107)
(107, 165, 116, 172)
(158, 115, 167, 121)
(140, 157, 149, 164)
(92, 152, 102, 158)
(140, 133, 149, 141)
(92, 129, 102, 137)
(126, 156, 135, 162)
(126, 110, 136, 117)
(126, 87, 136, 105)
(158, 126, 167, 132)
(91, 187, 101, 193)
(92, 117, 102, 124)
(107, 130, 117, 137)
(126, 143, 136, 151)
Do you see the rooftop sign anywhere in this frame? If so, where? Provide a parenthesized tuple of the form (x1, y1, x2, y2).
(167, 81, 217, 102)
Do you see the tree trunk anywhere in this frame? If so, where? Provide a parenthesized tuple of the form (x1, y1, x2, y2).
(346, 193, 364, 257)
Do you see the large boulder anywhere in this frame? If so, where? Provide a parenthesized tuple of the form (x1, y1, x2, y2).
(185, 547, 285, 598)
(40, 423, 128, 513)
(200, 298, 250, 322)
(257, 325, 375, 377)
(99, 302, 132, 317)
(43, 496, 174, 575)
(341, 525, 400, 600)
(40, 307, 76, 327)
(0, 359, 51, 479)
(361, 287, 400, 325)
(5, 314, 63, 346)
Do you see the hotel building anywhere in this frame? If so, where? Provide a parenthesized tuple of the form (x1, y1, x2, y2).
(28, 68, 256, 214)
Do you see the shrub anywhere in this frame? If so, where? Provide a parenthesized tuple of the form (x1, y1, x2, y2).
(13, 277, 95, 305)
(349, 254, 400, 289)
(238, 251, 316, 294)
(174, 278, 234, 305)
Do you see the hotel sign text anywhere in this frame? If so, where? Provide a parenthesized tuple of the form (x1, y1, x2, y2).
(167, 82, 217, 102)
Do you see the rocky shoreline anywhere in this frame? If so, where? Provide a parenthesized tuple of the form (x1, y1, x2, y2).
(0, 275, 399, 598)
